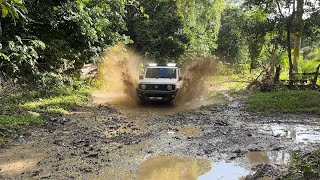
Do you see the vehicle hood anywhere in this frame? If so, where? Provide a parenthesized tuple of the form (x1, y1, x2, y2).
(139, 78, 178, 85)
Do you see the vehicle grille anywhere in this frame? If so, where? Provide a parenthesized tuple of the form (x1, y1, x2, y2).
(140, 84, 175, 91)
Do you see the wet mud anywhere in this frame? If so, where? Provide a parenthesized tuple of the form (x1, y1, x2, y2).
(1, 91, 320, 180)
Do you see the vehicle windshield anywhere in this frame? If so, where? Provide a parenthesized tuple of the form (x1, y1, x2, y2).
(145, 68, 177, 79)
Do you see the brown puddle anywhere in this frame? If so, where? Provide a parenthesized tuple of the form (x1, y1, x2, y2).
(136, 156, 253, 180)
(0, 142, 46, 176)
(136, 152, 292, 180)
(246, 150, 291, 166)
(136, 156, 211, 180)
(0, 159, 38, 176)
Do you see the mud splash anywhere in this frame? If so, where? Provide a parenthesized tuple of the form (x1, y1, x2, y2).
(94, 42, 142, 102)
(93, 51, 221, 114)
(176, 57, 218, 104)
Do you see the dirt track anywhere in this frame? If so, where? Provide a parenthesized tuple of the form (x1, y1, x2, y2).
(1, 92, 320, 179)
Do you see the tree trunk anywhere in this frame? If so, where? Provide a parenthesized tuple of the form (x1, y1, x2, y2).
(293, 0, 304, 72)
(0, 21, 2, 38)
(270, 47, 276, 74)
(274, 65, 281, 83)
(293, 35, 301, 72)
(287, 28, 293, 88)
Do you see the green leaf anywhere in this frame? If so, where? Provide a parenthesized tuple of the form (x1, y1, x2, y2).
(31, 40, 46, 50)
(0, 52, 10, 61)
(1, 4, 8, 18)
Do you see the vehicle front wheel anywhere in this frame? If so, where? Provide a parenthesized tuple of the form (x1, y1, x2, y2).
(164, 95, 175, 103)
(138, 96, 149, 103)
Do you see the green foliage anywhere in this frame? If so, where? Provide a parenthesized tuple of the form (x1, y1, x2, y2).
(241, 7, 271, 70)
(0, 36, 46, 84)
(125, 0, 189, 63)
(0, 113, 41, 141)
(242, 0, 320, 75)
(216, 6, 248, 64)
(1, 0, 129, 86)
(247, 90, 320, 114)
(300, 41, 320, 73)
(0, 0, 27, 19)
(1, 0, 319, 87)
(275, 40, 320, 75)
(125, 0, 226, 63)
(258, 33, 287, 68)
(0, 84, 90, 141)
(299, 60, 320, 73)
(25, 0, 128, 70)
(177, 0, 225, 55)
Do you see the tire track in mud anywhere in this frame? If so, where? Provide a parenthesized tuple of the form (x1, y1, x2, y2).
(1, 97, 320, 179)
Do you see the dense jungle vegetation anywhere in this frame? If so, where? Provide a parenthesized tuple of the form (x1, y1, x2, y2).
(1, 0, 320, 121)
(1, 0, 320, 88)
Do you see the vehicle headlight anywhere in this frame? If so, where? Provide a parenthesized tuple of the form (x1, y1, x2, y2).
(167, 85, 173, 90)
(141, 84, 147, 90)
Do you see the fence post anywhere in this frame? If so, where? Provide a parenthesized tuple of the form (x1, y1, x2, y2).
(312, 64, 320, 86)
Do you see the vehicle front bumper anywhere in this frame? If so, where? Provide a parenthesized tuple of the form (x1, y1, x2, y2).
(137, 89, 179, 98)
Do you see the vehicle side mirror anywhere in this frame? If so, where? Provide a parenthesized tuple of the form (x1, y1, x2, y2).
(179, 76, 183, 81)
(139, 75, 144, 80)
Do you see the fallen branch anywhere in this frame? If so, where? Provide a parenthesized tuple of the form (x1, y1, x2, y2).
(246, 71, 264, 90)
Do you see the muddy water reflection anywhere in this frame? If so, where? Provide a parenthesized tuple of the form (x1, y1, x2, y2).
(137, 156, 252, 180)
(136, 156, 211, 180)
(260, 124, 320, 143)
(246, 151, 291, 166)
(198, 162, 250, 180)
(136, 151, 292, 179)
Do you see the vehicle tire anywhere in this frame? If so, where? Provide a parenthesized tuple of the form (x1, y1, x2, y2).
(164, 96, 174, 104)
(138, 96, 149, 104)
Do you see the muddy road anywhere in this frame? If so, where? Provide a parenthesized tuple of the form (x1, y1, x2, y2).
(1, 92, 320, 180)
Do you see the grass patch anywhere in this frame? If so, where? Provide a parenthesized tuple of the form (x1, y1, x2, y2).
(206, 75, 248, 91)
(247, 90, 320, 114)
(287, 150, 320, 179)
(0, 115, 44, 138)
(0, 85, 90, 142)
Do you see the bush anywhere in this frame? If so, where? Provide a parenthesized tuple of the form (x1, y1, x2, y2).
(0, 84, 90, 142)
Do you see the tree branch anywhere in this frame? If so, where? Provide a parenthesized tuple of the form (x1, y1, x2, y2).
(275, 0, 285, 18)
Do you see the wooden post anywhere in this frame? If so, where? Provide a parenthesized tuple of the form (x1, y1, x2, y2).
(274, 65, 281, 84)
(312, 64, 320, 86)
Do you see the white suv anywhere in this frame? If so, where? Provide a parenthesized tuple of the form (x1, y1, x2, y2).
(137, 63, 183, 102)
